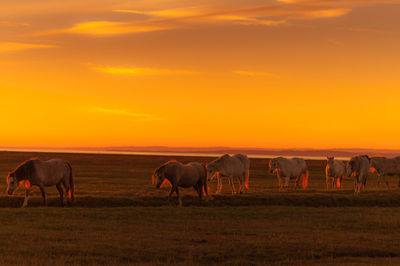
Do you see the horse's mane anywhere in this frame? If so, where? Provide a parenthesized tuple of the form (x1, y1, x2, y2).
(213, 154, 230, 163)
(11, 158, 38, 174)
(154, 160, 177, 172)
(6, 158, 38, 182)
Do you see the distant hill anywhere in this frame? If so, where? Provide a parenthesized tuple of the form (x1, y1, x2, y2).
(94, 146, 400, 158)
(4, 146, 400, 159)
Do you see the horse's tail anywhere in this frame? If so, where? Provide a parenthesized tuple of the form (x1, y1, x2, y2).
(202, 162, 209, 196)
(302, 169, 309, 189)
(244, 169, 249, 190)
(66, 162, 75, 202)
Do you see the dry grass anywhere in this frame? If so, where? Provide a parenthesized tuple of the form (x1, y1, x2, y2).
(0, 151, 399, 265)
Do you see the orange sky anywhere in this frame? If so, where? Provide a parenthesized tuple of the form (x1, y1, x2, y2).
(1, 0, 400, 149)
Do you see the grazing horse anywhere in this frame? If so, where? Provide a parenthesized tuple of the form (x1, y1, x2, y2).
(346, 155, 370, 194)
(152, 160, 208, 206)
(326, 157, 346, 190)
(369, 157, 400, 189)
(269, 157, 309, 191)
(6, 159, 74, 207)
(206, 154, 250, 194)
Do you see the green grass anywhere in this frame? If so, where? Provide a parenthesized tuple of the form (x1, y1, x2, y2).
(0, 151, 399, 265)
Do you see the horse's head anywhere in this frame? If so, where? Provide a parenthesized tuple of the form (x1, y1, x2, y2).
(152, 166, 166, 189)
(369, 158, 378, 173)
(206, 164, 218, 182)
(327, 157, 334, 169)
(269, 160, 279, 174)
(346, 160, 355, 177)
(6, 172, 19, 195)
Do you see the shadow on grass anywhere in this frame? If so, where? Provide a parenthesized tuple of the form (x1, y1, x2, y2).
(2, 190, 400, 208)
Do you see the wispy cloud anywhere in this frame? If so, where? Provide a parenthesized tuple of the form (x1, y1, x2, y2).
(94, 66, 197, 76)
(41, 1, 400, 36)
(57, 21, 172, 35)
(233, 70, 280, 78)
(114, 4, 352, 25)
(0, 42, 54, 53)
(349, 27, 400, 35)
(0, 21, 30, 27)
(91, 107, 163, 121)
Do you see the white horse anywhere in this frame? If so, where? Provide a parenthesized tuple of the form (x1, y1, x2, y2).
(269, 157, 309, 191)
(326, 157, 346, 190)
(206, 154, 250, 194)
(7, 158, 74, 207)
(152, 160, 208, 206)
(346, 155, 370, 194)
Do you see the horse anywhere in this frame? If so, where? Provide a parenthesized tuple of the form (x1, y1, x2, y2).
(268, 157, 309, 191)
(346, 155, 370, 194)
(152, 160, 208, 206)
(370, 156, 400, 189)
(206, 154, 250, 194)
(326, 157, 346, 190)
(6, 158, 74, 207)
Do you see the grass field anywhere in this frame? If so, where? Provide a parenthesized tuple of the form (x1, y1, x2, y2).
(0, 151, 399, 265)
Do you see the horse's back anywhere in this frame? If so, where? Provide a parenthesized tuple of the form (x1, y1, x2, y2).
(178, 162, 205, 187)
(233, 154, 250, 170)
(332, 160, 345, 176)
(32, 159, 70, 186)
(279, 157, 306, 177)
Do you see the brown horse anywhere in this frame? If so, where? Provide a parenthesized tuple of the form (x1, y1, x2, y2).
(7, 158, 74, 207)
(152, 160, 208, 206)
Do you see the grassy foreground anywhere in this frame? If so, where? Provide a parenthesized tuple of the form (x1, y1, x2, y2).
(0, 151, 399, 265)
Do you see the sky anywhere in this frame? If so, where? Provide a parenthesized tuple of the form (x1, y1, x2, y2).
(1, 0, 400, 149)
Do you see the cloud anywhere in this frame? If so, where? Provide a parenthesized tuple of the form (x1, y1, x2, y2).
(304, 8, 351, 18)
(115, 4, 352, 25)
(233, 70, 280, 78)
(349, 27, 400, 35)
(91, 107, 163, 121)
(52, 21, 172, 35)
(0, 42, 54, 53)
(0, 21, 30, 27)
(94, 66, 197, 76)
(44, 0, 400, 36)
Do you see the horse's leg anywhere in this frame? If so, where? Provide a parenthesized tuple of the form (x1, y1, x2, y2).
(203, 176, 209, 201)
(219, 175, 224, 194)
(167, 184, 177, 205)
(228, 177, 236, 195)
(383, 175, 390, 189)
(294, 177, 299, 189)
(39, 186, 47, 206)
(276, 174, 281, 191)
(376, 173, 381, 188)
(175, 187, 182, 207)
(56, 183, 64, 207)
(353, 178, 357, 194)
(197, 182, 203, 205)
(237, 176, 243, 194)
(216, 174, 221, 194)
(326, 176, 329, 191)
(22, 188, 30, 208)
(284, 176, 289, 189)
(61, 179, 71, 204)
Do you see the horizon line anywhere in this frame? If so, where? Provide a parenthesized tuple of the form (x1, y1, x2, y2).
(1, 146, 400, 152)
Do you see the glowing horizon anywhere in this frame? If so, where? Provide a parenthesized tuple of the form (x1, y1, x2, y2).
(1, 0, 400, 150)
